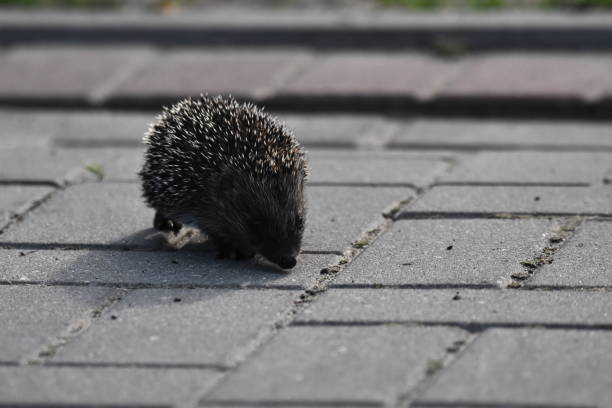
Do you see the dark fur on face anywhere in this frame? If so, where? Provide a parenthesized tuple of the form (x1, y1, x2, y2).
(181, 168, 306, 269)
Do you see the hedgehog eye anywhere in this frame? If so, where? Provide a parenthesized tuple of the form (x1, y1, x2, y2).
(295, 216, 304, 230)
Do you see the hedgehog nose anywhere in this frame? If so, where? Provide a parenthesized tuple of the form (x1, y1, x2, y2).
(278, 255, 297, 269)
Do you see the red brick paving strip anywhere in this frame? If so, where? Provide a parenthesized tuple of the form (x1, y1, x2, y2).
(439, 54, 612, 101)
(112, 50, 311, 100)
(0, 46, 154, 101)
(279, 54, 459, 99)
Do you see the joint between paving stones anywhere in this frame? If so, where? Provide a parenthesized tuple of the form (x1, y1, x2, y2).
(291, 320, 612, 333)
(193, 168, 449, 406)
(0, 187, 58, 236)
(20, 288, 128, 366)
(395, 332, 479, 408)
(508, 216, 583, 288)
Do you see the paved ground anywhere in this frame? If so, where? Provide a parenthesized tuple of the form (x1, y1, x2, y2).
(1, 6, 612, 408)
(2, 108, 612, 407)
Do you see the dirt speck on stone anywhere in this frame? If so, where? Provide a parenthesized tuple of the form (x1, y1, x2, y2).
(446, 245, 453, 250)
(452, 292, 461, 301)
(425, 358, 444, 376)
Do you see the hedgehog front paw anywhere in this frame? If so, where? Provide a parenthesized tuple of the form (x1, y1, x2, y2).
(153, 212, 182, 234)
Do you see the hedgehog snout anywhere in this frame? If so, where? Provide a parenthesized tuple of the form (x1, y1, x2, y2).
(278, 255, 297, 269)
(259, 245, 300, 269)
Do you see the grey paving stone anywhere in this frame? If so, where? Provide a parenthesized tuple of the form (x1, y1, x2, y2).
(334, 219, 554, 286)
(415, 329, 612, 407)
(3, 110, 384, 150)
(0, 109, 149, 149)
(0, 46, 154, 100)
(283, 114, 386, 148)
(304, 186, 412, 252)
(298, 289, 612, 325)
(0, 147, 97, 185)
(53, 111, 151, 147)
(308, 151, 448, 187)
(390, 119, 612, 150)
(55, 148, 448, 187)
(54, 147, 144, 183)
(0, 110, 61, 148)
(605, 166, 612, 184)
(114, 50, 309, 99)
(0, 249, 336, 289)
(204, 326, 466, 405)
(0, 183, 154, 248)
(0, 185, 54, 229)
(440, 54, 612, 99)
(0, 365, 221, 406)
(54, 288, 297, 365)
(280, 54, 457, 98)
(1, 183, 411, 253)
(0, 286, 112, 361)
(529, 220, 612, 287)
(57, 112, 381, 149)
(440, 152, 612, 184)
(406, 185, 612, 215)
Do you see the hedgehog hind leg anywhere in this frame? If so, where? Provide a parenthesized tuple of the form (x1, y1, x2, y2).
(153, 211, 182, 234)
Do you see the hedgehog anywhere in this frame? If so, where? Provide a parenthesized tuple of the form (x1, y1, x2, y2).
(139, 95, 307, 269)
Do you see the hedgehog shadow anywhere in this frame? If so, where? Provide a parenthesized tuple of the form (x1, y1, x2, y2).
(46, 227, 292, 309)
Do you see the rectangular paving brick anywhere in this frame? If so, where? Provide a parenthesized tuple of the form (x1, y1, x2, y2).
(405, 185, 612, 215)
(0, 46, 154, 101)
(0, 147, 96, 185)
(286, 113, 390, 148)
(52, 147, 144, 183)
(53, 148, 447, 187)
(440, 54, 612, 100)
(0, 183, 154, 248)
(0, 249, 336, 289)
(305, 186, 411, 252)
(0, 286, 112, 361)
(529, 220, 612, 287)
(53, 111, 151, 147)
(440, 152, 612, 184)
(0, 183, 412, 253)
(308, 151, 448, 187)
(390, 119, 612, 150)
(54, 288, 297, 365)
(0, 110, 60, 148)
(298, 289, 612, 325)
(415, 329, 612, 407)
(204, 326, 467, 405)
(605, 166, 612, 184)
(0, 185, 54, 230)
(280, 54, 457, 99)
(334, 218, 554, 286)
(0, 365, 221, 406)
(113, 50, 310, 100)
(284, 114, 387, 148)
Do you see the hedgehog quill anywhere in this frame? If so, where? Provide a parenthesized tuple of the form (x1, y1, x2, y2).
(140, 95, 307, 269)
